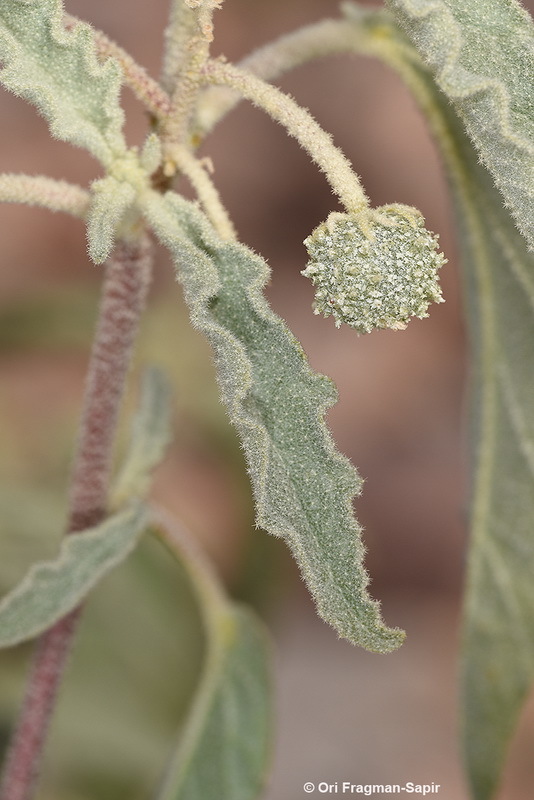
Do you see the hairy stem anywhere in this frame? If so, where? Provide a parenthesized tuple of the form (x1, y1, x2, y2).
(0, 174, 90, 217)
(161, 1, 223, 155)
(194, 18, 365, 138)
(201, 58, 368, 213)
(67, 236, 152, 531)
(0, 236, 152, 800)
(64, 15, 171, 120)
(160, 1, 201, 94)
(167, 145, 236, 239)
(194, 10, 420, 141)
(194, 12, 423, 141)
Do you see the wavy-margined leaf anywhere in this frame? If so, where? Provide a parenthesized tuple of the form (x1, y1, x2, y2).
(342, 7, 534, 796)
(143, 190, 404, 654)
(152, 511, 271, 800)
(0, 0, 126, 166)
(386, 0, 534, 249)
(0, 501, 147, 648)
(112, 366, 173, 508)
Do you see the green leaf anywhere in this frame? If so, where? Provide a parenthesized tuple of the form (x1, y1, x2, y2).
(86, 175, 136, 264)
(0, 501, 147, 648)
(152, 512, 271, 800)
(0, 0, 127, 166)
(86, 150, 154, 263)
(43, 532, 206, 797)
(0, 524, 207, 798)
(112, 366, 173, 508)
(159, 606, 271, 800)
(143, 189, 404, 654)
(341, 7, 534, 796)
(455, 144, 534, 798)
(386, 0, 534, 249)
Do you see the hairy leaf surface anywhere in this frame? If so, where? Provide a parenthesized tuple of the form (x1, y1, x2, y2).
(112, 367, 173, 508)
(144, 190, 404, 653)
(0, 0, 126, 166)
(453, 142, 534, 800)
(387, 0, 534, 249)
(87, 175, 136, 264)
(0, 502, 147, 648)
(343, 8, 534, 796)
(158, 607, 270, 800)
(152, 511, 271, 800)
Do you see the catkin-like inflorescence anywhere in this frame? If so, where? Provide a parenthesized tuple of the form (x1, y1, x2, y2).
(302, 207, 446, 333)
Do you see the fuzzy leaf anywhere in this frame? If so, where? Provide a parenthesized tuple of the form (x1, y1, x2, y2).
(0, 0, 126, 166)
(386, 0, 534, 249)
(143, 190, 404, 653)
(152, 513, 271, 800)
(112, 367, 173, 508)
(0, 502, 147, 648)
(343, 8, 534, 795)
(455, 138, 534, 799)
(86, 175, 136, 264)
(158, 606, 271, 800)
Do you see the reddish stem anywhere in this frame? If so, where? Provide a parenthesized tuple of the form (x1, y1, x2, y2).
(0, 235, 152, 800)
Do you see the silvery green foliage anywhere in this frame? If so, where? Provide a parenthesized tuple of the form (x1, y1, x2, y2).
(0, 0, 126, 167)
(0, 364, 171, 650)
(87, 175, 136, 263)
(303, 207, 445, 333)
(0, 502, 147, 648)
(143, 189, 404, 654)
(350, 9, 534, 795)
(151, 509, 271, 800)
(158, 606, 271, 800)
(455, 139, 534, 799)
(385, 0, 534, 250)
(87, 149, 155, 263)
(140, 133, 163, 176)
(112, 367, 173, 508)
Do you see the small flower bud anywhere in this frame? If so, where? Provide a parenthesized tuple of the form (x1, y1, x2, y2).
(302, 206, 446, 333)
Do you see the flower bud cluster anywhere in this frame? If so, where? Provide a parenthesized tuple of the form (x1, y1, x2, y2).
(302, 208, 446, 333)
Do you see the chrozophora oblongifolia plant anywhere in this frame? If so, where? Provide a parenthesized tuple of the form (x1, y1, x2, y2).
(0, 2, 533, 800)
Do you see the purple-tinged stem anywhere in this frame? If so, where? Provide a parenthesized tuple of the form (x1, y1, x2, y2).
(0, 235, 152, 800)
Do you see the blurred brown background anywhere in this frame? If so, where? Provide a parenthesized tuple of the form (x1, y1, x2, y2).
(1, 2, 533, 799)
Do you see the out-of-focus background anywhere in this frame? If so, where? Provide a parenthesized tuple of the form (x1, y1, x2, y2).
(1, 2, 533, 798)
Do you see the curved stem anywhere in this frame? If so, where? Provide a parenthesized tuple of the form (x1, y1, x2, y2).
(169, 145, 236, 240)
(194, 12, 419, 141)
(195, 18, 363, 138)
(201, 58, 368, 214)
(0, 236, 152, 800)
(64, 14, 171, 120)
(0, 174, 90, 218)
